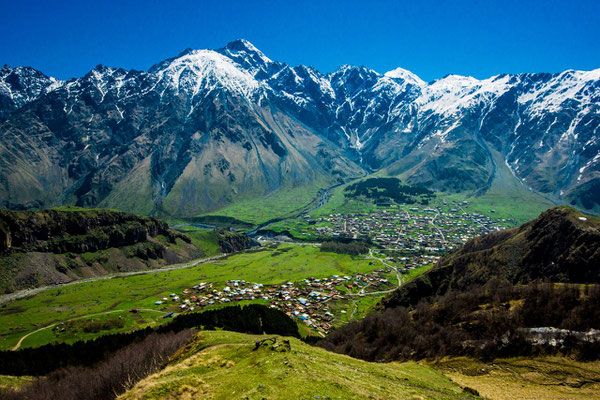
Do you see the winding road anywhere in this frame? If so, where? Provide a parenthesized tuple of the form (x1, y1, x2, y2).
(247, 184, 341, 236)
(346, 249, 403, 297)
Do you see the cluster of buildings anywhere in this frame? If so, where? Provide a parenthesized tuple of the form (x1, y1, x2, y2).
(147, 204, 512, 334)
(154, 271, 395, 335)
(309, 205, 509, 253)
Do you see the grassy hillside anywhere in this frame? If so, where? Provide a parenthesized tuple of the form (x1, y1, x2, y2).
(170, 227, 222, 257)
(446, 147, 556, 223)
(121, 330, 476, 400)
(198, 182, 326, 226)
(0, 207, 205, 294)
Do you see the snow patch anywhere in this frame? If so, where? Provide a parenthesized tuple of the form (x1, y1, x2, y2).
(384, 67, 426, 87)
(519, 69, 600, 118)
(154, 49, 260, 99)
(417, 74, 513, 118)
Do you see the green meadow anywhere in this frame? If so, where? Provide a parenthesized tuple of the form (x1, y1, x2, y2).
(0, 243, 382, 350)
(197, 182, 325, 226)
(121, 330, 477, 400)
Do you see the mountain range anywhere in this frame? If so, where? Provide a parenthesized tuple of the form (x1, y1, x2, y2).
(1, 40, 598, 216)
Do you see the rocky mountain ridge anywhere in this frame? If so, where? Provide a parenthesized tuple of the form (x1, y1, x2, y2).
(1, 40, 599, 215)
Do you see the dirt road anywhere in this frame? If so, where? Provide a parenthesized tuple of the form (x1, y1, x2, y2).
(0, 254, 228, 306)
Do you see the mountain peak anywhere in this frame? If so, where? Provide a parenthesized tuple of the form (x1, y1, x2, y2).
(217, 39, 273, 78)
(91, 64, 114, 74)
(384, 67, 425, 87)
(332, 64, 380, 80)
(149, 48, 260, 98)
(220, 39, 271, 63)
(223, 39, 261, 53)
(438, 73, 479, 84)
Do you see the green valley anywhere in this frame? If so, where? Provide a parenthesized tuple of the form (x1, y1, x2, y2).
(0, 242, 409, 350)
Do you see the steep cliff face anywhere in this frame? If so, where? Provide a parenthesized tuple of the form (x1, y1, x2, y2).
(383, 206, 600, 308)
(0, 207, 203, 293)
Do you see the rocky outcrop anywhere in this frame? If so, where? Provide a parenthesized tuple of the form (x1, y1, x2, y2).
(215, 229, 256, 253)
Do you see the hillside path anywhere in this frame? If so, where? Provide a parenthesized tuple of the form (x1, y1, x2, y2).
(10, 308, 164, 351)
(345, 249, 402, 297)
(367, 249, 403, 289)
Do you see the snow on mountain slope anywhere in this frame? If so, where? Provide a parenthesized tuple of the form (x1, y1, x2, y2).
(416, 74, 514, 118)
(0, 40, 599, 213)
(217, 39, 275, 78)
(385, 67, 426, 87)
(0, 66, 63, 117)
(151, 49, 261, 99)
(518, 69, 600, 118)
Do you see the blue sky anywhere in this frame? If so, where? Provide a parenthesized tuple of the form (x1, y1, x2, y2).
(1, 0, 598, 82)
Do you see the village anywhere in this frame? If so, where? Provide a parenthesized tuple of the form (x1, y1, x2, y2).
(307, 205, 510, 253)
(151, 269, 398, 336)
(147, 205, 512, 335)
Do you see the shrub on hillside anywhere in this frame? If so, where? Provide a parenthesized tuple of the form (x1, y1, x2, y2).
(319, 281, 600, 362)
(320, 241, 369, 255)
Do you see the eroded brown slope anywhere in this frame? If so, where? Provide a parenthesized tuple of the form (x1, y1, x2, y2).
(383, 206, 600, 308)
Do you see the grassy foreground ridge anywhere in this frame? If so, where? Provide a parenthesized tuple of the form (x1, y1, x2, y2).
(120, 330, 477, 400)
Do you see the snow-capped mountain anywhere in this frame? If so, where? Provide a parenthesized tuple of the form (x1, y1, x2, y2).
(0, 40, 598, 215)
(0, 65, 62, 118)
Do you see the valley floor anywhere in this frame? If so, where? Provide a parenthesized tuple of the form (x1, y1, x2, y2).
(0, 243, 410, 350)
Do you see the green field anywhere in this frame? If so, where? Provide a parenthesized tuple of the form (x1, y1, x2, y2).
(441, 189, 554, 224)
(311, 180, 384, 217)
(441, 149, 556, 223)
(198, 182, 326, 226)
(400, 262, 434, 281)
(121, 330, 477, 400)
(172, 227, 223, 257)
(0, 243, 382, 350)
